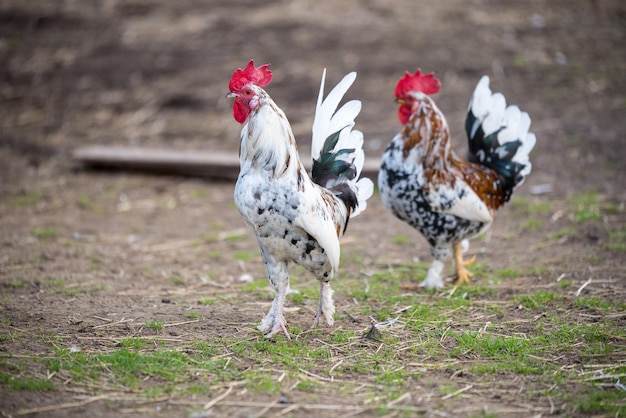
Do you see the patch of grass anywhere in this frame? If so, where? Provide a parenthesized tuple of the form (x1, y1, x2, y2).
(234, 251, 254, 261)
(549, 226, 575, 240)
(224, 231, 247, 242)
(558, 279, 573, 288)
(576, 386, 626, 415)
(374, 367, 410, 386)
(244, 371, 282, 394)
(185, 311, 201, 319)
(288, 292, 305, 304)
(573, 296, 615, 310)
(42, 277, 65, 288)
(454, 332, 531, 357)
(189, 188, 209, 199)
(145, 321, 163, 331)
(392, 235, 410, 245)
(527, 266, 550, 276)
(522, 218, 542, 231)
(605, 225, 626, 252)
(201, 233, 218, 243)
(32, 227, 58, 241)
(10, 190, 41, 208)
(563, 133, 582, 146)
(168, 276, 186, 286)
(517, 291, 561, 309)
(512, 53, 528, 68)
(569, 191, 601, 222)
(77, 194, 92, 209)
(583, 254, 602, 265)
(119, 337, 149, 349)
(7, 279, 28, 289)
(207, 250, 222, 259)
(0, 373, 54, 391)
(511, 197, 552, 215)
(496, 268, 521, 279)
(510, 197, 551, 232)
(198, 297, 217, 305)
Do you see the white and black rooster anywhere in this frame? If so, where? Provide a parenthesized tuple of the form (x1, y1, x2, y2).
(227, 61, 374, 338)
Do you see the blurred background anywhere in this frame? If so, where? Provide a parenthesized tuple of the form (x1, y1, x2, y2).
(1, 0, 624, 197)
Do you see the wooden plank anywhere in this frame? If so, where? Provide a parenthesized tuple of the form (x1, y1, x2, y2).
(72, 146, 381, 181)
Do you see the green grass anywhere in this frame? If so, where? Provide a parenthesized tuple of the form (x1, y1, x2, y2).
(569, 191, 602, 222)
(2, 214, 625, 416)
(234, 251, 254, 261)
(511, 196, 552, 216)
(516, 291, 562, 309)
(32, 227, 58, 241)
(577, 388, 626, 415)
(145, 321, 163, 331)
(185, 311, 201, 319)
(605, 224, 626, 252)
(2, 302, 623, 416)
(168, 276, 186, 286)
(392, 235, 411, 245)
(496, 268, 521, 279)
(549, 226, 575, 240)
(198, 297, 217, 305)
(573, 296, 616, 310)
(510, 197, 552, 232)
(10, 190, 41, 208)
(0, 373, 54, 391)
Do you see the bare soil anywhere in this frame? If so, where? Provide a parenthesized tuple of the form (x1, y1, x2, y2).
(1, 0, 625, 417)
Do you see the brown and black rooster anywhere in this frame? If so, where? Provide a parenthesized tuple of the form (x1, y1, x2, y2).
(378, 70, 536, 288)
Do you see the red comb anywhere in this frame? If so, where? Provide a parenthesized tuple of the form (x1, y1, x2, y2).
(394, 69, 441, 98)
(229, 60, 272, 92)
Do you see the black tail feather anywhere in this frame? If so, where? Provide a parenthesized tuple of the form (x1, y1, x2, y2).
(311, 130, 359, 212)
(465, 110, 528, 192)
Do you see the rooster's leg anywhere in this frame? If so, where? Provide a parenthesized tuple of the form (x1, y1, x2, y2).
(420, 259, 445, 289)
(312, 277, 335, 328)
(258, 261, 291, 339)
(453, 240, 476, 286)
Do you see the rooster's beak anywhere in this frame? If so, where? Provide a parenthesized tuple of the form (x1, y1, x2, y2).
(226, 92, 236, 99)
(395, 98, 405, 105)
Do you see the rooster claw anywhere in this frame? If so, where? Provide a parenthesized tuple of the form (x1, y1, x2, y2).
(454, 267, 474, 286)
(261, 321, 291, 340)
(311, 309, 334, 329)
(453, 243, 476, 286)
(259, 311, 291, 339)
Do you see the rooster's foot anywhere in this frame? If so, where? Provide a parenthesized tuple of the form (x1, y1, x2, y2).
(420, 260, 445, 289)
(259, 313, 290, 339)
(454, 266, 474, 286)
(312, 281, 335, 328)
(453, 242, 476, 286)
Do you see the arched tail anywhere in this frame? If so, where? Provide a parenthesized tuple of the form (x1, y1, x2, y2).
(311, 70, 374, 217)
(465, 76, 536, 197)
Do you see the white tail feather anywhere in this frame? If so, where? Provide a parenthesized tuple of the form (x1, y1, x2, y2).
(352, 177, 374, 217)
(311, 70, 360, 162)
(310, 69, 373, 217)
(469, 75, 536, 184)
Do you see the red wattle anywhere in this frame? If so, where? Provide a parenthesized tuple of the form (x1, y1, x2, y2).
(233, 100, 250, 124)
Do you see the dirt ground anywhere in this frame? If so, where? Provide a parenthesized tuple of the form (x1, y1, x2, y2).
(1, 0, 625, 417)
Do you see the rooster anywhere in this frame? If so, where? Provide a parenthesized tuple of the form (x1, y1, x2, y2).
(227, 61, 374, 338)
(378, 69, 536, 289)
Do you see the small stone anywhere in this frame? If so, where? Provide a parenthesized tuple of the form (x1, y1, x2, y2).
(238, 274, 254, 283)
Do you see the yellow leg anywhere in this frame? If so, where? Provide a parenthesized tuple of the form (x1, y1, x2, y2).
(454, 242, 476, 286)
